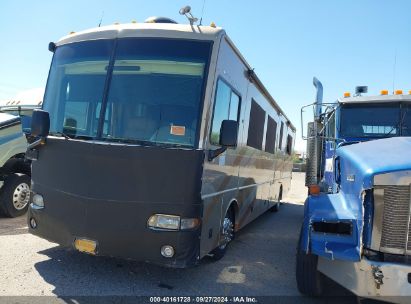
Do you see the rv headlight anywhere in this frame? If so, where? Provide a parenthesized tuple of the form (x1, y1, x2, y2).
(148, 214, 180, 230)
(32, 193, 44, 208)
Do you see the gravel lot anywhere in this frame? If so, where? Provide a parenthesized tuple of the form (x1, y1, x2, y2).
(0, 173, 359, 303)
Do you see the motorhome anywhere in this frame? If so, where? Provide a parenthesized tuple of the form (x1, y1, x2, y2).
(28, 12, 295, 267)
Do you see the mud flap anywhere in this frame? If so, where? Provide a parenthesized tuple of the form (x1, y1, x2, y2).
(300, 193, 362, 262)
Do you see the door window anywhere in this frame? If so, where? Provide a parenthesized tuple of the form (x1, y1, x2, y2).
(210, 79, 241, 145)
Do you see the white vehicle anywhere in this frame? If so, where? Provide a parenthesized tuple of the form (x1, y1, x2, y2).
(0, 112, 31, 217)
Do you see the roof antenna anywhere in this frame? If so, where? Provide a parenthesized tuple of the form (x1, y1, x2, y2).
(179, 5, 198, 25)
(392, 49, 397, 94)
(98, 11, 104, 27)
(199, 0, 206, 25)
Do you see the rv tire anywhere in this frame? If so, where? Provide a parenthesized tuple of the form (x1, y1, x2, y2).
(210, 208, 234, 261)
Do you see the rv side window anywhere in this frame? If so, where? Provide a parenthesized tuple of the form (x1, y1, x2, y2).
(286, 134, 293, 155)
(265, 116, 277, 154)
(210, 79, 240, 145)
(247, 100, 266, 150)
(278, 121, 284, 151)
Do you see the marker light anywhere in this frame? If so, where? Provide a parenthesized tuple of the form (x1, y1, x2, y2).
(395, 89, 403, 95)
(343, 92, 351, 98)
(380, 90, 389, 95)
(409, 90, 411, 95)
(210, 22, 216, 28)
(308, 185, 321, 196)
(180, 218, 201, 230)
(131, 20, 137, 23)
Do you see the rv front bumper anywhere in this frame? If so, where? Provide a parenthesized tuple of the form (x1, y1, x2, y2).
(318, 256, 411, 303)
(28, 199, 202, 268)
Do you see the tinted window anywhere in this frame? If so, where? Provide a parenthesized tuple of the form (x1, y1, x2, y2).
(43, 38, 212, 147)
(265, 116, 277, 154)
(286, 134, 293, 155)
(210, 79, 240, 145)
(340, 104, 400, 138)
(401, 104, 411, 136)
(278, 121, 284, 151)
(247, 100, 265, 150)
(43, 39, 114, 138)
(104, 38, 212, 147)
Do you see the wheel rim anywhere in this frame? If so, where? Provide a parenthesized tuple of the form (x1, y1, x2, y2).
(12, 182, 30, 210)
(219, 216, 234, 250)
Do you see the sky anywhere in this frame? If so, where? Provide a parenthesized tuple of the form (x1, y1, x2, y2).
(0, 0, 410, 151)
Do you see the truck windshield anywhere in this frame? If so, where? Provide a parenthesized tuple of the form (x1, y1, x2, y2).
(43, 38, 212, 147)
(339, 104, 401, 138)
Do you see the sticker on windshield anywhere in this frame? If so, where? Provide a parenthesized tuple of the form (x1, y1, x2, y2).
(170, 125, 186, 136)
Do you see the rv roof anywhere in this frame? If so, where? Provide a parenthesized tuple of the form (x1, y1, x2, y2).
(338, 94, 411, 104)
(57, 23, 224, 46)
(55, 22, 296, 132)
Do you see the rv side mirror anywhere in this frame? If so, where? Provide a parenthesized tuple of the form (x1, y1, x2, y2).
(31, 109, 50, 138)
(219, 120, 238, 147)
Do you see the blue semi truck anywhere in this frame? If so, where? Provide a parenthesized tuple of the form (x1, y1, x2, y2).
(296, 79, 411, 303)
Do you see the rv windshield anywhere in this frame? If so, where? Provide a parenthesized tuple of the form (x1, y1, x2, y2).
(43, 38, 212, 147)
(339, 103, 401, 138)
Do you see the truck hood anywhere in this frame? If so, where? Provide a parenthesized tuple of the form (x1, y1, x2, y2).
(337, 137, 411, 189)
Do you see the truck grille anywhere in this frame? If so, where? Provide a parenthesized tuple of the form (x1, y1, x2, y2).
(380, 185, 411, 254)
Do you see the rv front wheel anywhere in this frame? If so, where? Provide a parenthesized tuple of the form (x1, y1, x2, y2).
(210, 209, 234, 261)
(0, 173, 31, 218)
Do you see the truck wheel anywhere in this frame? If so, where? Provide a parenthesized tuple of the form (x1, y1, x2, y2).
(0, 173, 31, 218)
(210, 208, 234, 261)
(296, 230, 324, 296)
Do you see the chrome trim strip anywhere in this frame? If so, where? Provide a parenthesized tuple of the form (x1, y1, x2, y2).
(201, 177, 289, 200)
(374, 170, 411, 186)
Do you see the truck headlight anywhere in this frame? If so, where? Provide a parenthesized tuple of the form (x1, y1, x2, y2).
(148, 214, 180, 230)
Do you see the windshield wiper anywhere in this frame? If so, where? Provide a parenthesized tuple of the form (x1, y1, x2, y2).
(49, 132, 94, 141)
(101, 137, 157, 146)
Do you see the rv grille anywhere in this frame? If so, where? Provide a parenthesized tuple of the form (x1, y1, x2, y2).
(380, 185, 411, 254)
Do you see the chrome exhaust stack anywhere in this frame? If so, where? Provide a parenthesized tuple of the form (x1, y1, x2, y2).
(305, 77, 324, 187)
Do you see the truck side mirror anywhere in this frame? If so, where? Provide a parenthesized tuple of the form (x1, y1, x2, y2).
(31, 109, 50, 138)
(219, 120, 238, 147)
